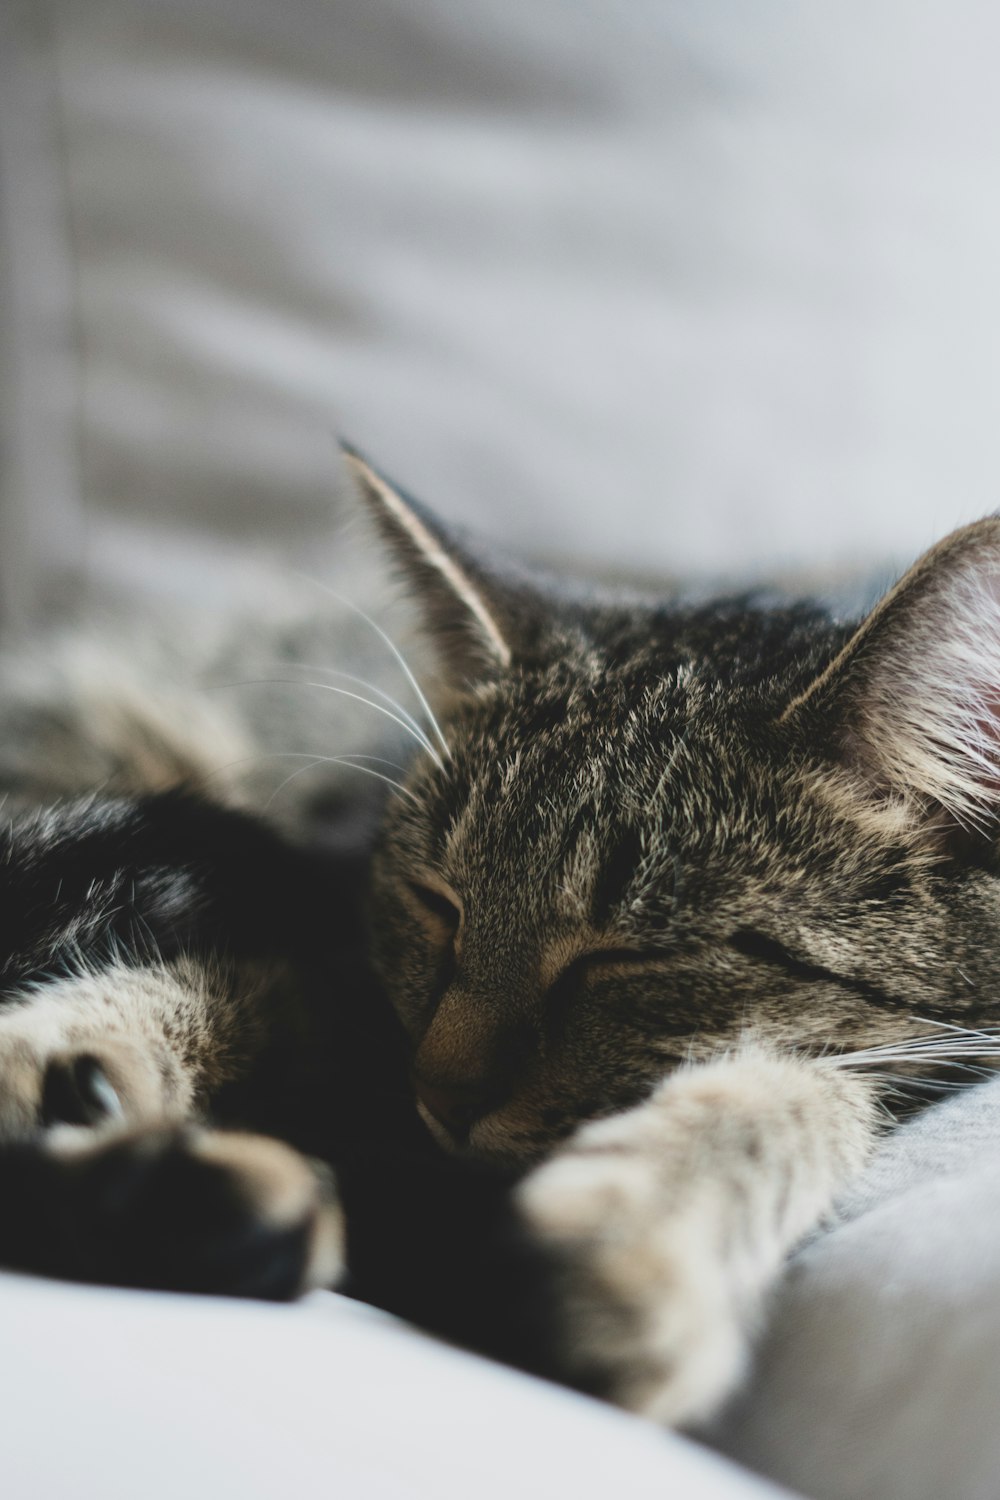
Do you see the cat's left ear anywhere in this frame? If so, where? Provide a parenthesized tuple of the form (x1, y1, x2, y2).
(341, 444, 550, 682)
(786, 517, 1000, 832)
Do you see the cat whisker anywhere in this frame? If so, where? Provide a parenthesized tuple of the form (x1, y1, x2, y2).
(272, 661, 435, 757)
(264, 753, 421, 811)
(868, 1089, 902, 1124)
(206, 674, 441, 767)
(832, 1045, 1000, 1067)
(864, 1069, 987, 1092)
(195, 745, 396, 794)
(331, 752, 416, 788)
(831, 1019, 1000, 1056)
(908, 1017, 1000, 1041)
(824, 1020, 1000, 1078)
(303, 683, 444, 770)
(292, 574, 452, 762)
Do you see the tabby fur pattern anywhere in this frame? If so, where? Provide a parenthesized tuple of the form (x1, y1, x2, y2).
(1, 452, 999, 1427)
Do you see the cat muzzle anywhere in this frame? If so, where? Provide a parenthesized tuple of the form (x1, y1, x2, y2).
(412, 1077, 486, 1144)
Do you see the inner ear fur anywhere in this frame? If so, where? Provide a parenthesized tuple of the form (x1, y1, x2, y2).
(341, 444, 551, 684)
(785, 517, 1000, 832)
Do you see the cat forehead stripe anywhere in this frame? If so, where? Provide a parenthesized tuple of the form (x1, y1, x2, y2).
(350, 455, 513, 670)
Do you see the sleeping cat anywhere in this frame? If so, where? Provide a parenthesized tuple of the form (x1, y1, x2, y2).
(0, 452, 998, 1429)
(348, 452, 1000, 1421)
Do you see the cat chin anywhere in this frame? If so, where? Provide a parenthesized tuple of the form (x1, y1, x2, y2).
(465, 1114, 560, 1169)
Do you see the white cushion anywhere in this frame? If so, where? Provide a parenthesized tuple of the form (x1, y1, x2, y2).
(0, 1269, 783, 1500)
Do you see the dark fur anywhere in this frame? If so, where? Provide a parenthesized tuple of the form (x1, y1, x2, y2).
(4, 459, 1000, 1422)
(361, 469, 1000, 1166)
(0, 788, 564, 1358)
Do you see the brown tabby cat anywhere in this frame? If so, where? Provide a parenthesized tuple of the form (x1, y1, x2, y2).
(0, 451, 997, 1430)
(347, 449, 1000, 1422)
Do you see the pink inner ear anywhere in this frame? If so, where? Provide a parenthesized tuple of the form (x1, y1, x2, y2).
(855, 557, 1000, 830)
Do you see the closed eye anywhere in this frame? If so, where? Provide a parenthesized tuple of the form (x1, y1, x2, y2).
(728, 929, 803, 970)
(728, 928, 834, 983)
(405, 877, 462, 999)
(408, 880, 462, 936)
(728, 928, 910, 1011)
(546, 947, 667, 1015)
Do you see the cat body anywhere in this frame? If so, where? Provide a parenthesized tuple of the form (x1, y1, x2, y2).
(353, 455, 1000, 1420)
(0, 455, 998, 1427)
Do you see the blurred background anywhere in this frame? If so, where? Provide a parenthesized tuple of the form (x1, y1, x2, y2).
(3, 0, 999, 624)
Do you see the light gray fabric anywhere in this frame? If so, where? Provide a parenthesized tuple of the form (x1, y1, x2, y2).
(710, 1078, 1000, 1500)
(7, 0, 1000, 624)
(0, 2, 85, 624)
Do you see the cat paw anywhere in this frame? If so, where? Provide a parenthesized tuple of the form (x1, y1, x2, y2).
(40, 1126, 344, 1299)
(515, 1056, 874, 1428)
(515, 1120, 748, 1428)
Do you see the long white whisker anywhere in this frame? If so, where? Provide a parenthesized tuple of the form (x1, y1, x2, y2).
(197, 747, 413, 797)
(304, 682, 443, 769)
(862, 1072, 995, 1107)
(826, 1018, 1000, 1074)
(293, 574, 452, 761)
(834, 1022, 1000, 1056)
(207, 675, 442, 767)
(328, 752, 412, 774)
(264, 755, 421, 811)
(267, 661, 432, 753)
(196, 747, 357, 787)
(909, 1018, 1000, 1042)
(832, 1045, 1000, 1068)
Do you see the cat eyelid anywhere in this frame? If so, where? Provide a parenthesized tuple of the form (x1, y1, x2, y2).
(729, 928, 857, 988)
(728, 930, 801, 969)
(728, 927, 910, 1011)
(579, 947, 667, 971)
(549, 947, 671, 996)
(728, 929, 857, 990)
(406, 874, 464, 935)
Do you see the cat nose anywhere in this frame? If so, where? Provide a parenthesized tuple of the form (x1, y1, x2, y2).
(41, 1054, 125, 1129)
(413, 1077, 487, 1140)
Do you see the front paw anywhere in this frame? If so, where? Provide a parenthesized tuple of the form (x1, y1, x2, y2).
(515, 1057, 875, 1428)
(35, 1127, 344, 1299)
(517, 1137, 746, 1427)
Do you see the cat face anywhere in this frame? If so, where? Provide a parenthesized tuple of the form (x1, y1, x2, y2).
(351, 451, 1000, 1165)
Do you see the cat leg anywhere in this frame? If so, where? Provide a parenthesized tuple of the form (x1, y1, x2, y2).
(0, 1127, 343, 1299)
(515, 1052, 877, 1427)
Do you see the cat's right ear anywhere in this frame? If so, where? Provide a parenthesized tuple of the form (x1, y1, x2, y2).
(341, 444, 546, 682)
(785, 516, 1000, 835)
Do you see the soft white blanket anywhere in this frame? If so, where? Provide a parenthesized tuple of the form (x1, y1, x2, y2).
(0, 1269, 785, 1500)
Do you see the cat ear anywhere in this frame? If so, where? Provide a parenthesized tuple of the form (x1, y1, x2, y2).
(788, 517, 1000, 831)
(341, 443, 542, 680)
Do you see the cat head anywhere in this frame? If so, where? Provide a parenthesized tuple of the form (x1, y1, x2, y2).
(349, 448, 1000, 1166)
